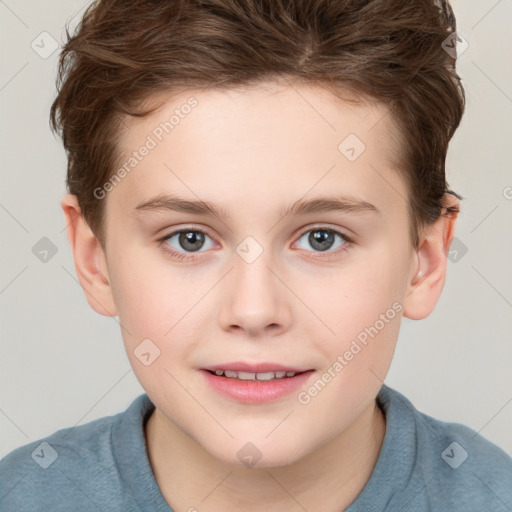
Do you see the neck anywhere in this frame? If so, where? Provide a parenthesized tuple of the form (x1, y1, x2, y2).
(145, 399, 386, 512)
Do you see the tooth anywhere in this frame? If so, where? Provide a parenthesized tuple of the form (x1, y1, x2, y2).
(237, 371, 256, 380)
(256, 372, 275, 381)
(214, 369, 298, 380)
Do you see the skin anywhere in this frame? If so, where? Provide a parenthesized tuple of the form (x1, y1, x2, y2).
(61, 79, 459, 511)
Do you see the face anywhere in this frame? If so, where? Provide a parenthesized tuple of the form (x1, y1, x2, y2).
(100, 80, 417, 467)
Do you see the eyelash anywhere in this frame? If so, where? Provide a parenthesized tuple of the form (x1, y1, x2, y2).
(158, 226, 353, 262)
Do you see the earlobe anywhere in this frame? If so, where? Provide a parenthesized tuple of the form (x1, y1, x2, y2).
(403, 194, 460, 320)
(61, 194, 118, 317)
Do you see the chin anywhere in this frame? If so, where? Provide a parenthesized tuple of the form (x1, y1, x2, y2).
(203, 435, 311, 469)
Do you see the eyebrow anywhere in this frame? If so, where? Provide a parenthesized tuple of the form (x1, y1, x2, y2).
(133, 193, 379, 219)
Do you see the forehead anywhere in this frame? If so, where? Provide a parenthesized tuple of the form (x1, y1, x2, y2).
(109, 80, 407, 221)
(119, 80, 401, 161)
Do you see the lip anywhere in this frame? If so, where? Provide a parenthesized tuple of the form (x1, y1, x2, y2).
(201, 361, 308, 373)
(200, 367, 315, 404)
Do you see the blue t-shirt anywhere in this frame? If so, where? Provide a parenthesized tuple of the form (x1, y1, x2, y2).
(1, 384, 511, 511)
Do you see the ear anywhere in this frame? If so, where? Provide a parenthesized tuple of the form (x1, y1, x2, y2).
(402, 193, 460, 320)
(61, 194, 118, 317)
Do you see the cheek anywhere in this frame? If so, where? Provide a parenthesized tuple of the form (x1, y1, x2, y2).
(295, 272, 402, 431)
(297, 248, 406, 378)
(109, 245, 193, 334)
(110, 267, 164, 337)
(107, 256, 183, 380)
(108, 253, 210, 370)
(305, 252, 405, 330)
(109, 264, 194, 404)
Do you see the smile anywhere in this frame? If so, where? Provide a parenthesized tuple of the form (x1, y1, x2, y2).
(201, 368, 314, 404)
(206, 369, 299, 380)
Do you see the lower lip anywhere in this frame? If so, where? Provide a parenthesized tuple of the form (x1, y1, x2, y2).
(200, 369, 314, 404)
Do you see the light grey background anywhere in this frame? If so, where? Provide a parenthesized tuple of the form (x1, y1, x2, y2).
(1, 0, 511, 459)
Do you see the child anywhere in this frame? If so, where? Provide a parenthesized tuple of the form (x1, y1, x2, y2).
(1, 0, 511, 510)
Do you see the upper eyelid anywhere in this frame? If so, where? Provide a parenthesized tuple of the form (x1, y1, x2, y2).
(298, 225, 351, 238)
(159, 226, 215, 243)
(160, 224, 349, 237)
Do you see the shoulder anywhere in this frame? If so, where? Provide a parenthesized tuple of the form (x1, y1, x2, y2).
(381, 385, 512, 509)
(0, 394, 150, 512)
(417, 409, 512, 504)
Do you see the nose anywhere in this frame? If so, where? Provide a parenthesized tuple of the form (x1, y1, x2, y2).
(218, 249, 292, 338)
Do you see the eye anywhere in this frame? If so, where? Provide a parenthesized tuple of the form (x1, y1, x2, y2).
(159, 228, 215, 261)
(158, 225, 352, 262)
(294, 226, 351, 256)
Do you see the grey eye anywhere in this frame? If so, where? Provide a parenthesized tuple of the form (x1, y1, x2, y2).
(164, 230, 214, 253)
(296, 228, 348, 252)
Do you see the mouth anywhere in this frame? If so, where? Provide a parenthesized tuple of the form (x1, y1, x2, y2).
(200, 365, 314, 404)
(204, 369, 303, 381)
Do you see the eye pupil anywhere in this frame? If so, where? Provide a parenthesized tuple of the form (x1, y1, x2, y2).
(309, 230, 334, 251)
(179, 231, 205, 252)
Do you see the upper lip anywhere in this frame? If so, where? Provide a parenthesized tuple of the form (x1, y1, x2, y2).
(201, 362, 310, 373)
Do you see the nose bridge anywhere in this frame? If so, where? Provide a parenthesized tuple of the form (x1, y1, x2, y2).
(233, 240, 278, 309)
(219, 237, 291, 335)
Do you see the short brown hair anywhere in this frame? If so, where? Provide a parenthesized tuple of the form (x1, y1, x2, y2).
(50, 0, 465, 249)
